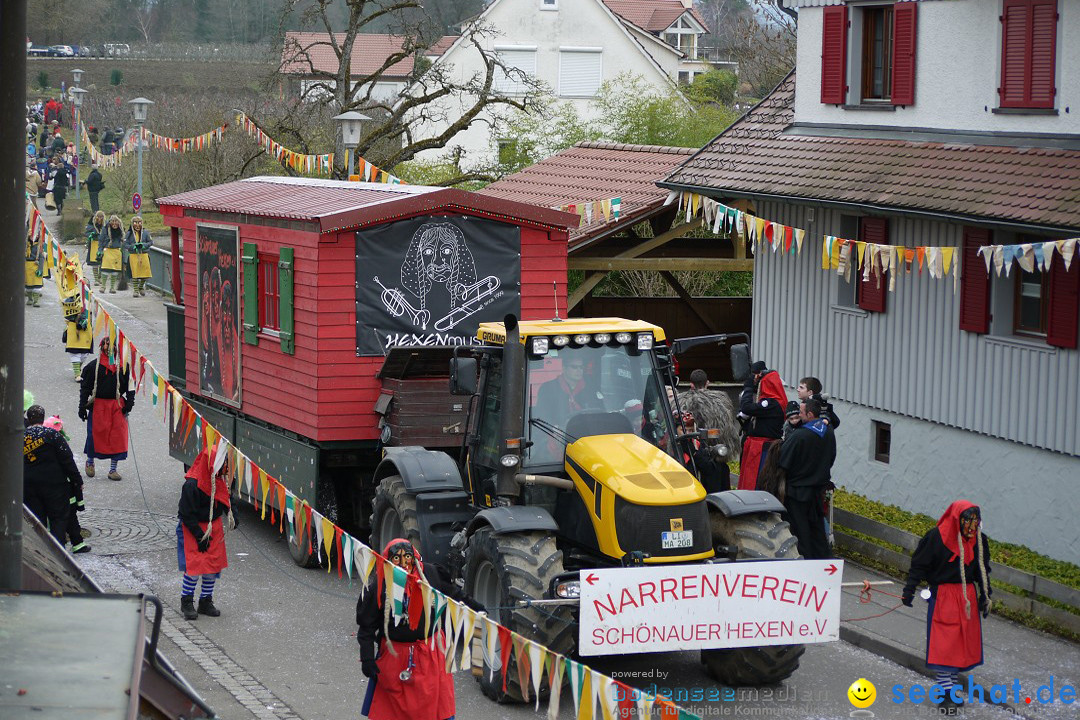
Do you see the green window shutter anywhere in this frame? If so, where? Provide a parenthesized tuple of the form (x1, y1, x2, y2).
(278, 247, 295, 355)
(241, 242, 260, 345)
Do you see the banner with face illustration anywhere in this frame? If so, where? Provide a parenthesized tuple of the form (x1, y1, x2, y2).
(197, 224, 240, 405)
(355, 215, 521, 355)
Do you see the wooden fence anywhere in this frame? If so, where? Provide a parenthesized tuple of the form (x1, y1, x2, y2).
(834, 508, 1080, 635)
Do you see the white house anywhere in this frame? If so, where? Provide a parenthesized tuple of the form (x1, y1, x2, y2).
(408, 0, 710, 167)
(662, 0, 1080, 562)
(281, 32, 457, 103)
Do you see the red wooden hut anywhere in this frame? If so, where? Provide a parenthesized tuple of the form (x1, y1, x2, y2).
(157, 176, 577, 522)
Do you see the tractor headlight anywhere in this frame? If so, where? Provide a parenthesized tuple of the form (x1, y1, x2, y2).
(530, 336, 549, 355)
(594, 333, 611, 344)
(553, 334, 570, 347)
(615, 332, 632, 344)
(500, 454, 520, 468)
(637, 333, 654, 350)
(573, 334, 590, 346)
(555, 580, 580, 598)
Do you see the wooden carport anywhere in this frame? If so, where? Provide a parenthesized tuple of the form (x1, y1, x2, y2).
(478, 142, 752, 378)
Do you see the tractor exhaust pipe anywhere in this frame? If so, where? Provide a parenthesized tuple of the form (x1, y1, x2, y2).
(497, 314, 525, 502)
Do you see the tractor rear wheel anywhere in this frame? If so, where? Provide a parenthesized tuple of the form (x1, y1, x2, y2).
(369, 475, 421, 555)
(701, 511, 806, 686)
(464, 528, 575, 703)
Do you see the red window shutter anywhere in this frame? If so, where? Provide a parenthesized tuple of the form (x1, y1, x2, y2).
(958, 227, 992, 334)
(891, 3, 917, 105)
(820, 5, 848, 104)
(1046, 251, 1079, 349)
(1000, 0, 1058, 108)
(1029, 0, 1058, 108)
(858, 217, 888, 313)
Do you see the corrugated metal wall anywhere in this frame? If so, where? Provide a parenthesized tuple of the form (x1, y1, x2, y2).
(750, 200, 1080, 457)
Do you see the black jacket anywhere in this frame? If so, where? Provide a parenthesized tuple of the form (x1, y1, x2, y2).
(739, 379, 784, 441)
(24, 425, 82, 488)
(177, 477, 230, 540)
(356, 563, 482, 663)
(777, 419, 836, 501)
(79, 358, 134, 415)
(904, 530, 992, 598)
(84, 168, 104, 193)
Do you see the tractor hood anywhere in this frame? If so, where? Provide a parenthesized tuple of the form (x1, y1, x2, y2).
(565, 433, 705, 506)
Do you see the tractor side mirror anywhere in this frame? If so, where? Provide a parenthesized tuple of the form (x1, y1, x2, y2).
(730, 343, 750, 383)
(449, 357, 477, 396)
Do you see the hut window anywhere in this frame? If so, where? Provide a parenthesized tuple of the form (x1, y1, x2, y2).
(259, 252, 280, 331)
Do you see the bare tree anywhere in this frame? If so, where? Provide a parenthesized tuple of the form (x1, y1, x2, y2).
(277, 0, 544, 184)
(728, 0, 797, 98)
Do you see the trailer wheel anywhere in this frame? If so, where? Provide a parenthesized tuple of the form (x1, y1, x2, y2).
(287, 520, 322, 569)
(369, 476, 421, 555)
(464, 528, 575, 703)
(701, 511, 806, 686)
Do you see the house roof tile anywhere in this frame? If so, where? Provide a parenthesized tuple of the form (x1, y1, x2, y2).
(663, 72, 1080, 232)
(478, 142, 696, 248)
(603, 0, 710, 34)
(281, 32, 457, 79)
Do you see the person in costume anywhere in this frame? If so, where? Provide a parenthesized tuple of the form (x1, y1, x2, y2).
(99, 215, 125, 294)
(62, 309, 94, 381)
(25, 225, 45, 307)
(356, 539, 484, 720)
(124, 216, 153, 297)
(736, 360, 786, 490)
(903, 501, 992, 714)
(78, 337, 134, 480)
(23, 405, 83, 545)
(177, 442, 235, 621)
(84, 211, 106, 289)
(43, 415, 90, 553)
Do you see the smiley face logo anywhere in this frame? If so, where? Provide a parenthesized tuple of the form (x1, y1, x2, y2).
(848, 678, 876, 709)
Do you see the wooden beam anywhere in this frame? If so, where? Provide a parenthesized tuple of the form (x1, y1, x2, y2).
(569, 258, 756, 272)
(567, 217, 706, 310)
(659, 271, 720, 333)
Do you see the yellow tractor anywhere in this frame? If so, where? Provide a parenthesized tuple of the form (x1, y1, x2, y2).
(370, 316, 803, 701)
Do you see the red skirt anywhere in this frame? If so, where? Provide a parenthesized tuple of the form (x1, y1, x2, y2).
(926, 583, 983, 671)
(739, 436, 770, 490)
(363, 634, 455, 720)
(92, 398, 129, 456)
(180, 518, 229, 576)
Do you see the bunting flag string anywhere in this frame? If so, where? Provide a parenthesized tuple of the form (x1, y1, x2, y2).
(556, 197, 621, 228)
(666, 189, 970, 295)
(25, 192, 700, 719)
(81, 123, 137, 169)
(976, 237, 1077, 277)
(235, 112, 334, 177)
(351, 152, 405, 186)
(143, 124, 229, 154)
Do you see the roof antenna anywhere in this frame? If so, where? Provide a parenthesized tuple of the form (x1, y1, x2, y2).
(552, 280, 562, 322)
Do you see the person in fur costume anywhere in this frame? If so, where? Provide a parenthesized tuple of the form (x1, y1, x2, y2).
(356, 538, 484, 720)
(177, 441, 236, 620)
(679, 369, 741, 461)
(903, 501, 992, 714)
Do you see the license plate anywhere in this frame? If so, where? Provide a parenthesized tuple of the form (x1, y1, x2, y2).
(661, 530, 693, 549)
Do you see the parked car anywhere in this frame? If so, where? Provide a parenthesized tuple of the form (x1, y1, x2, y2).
(27, 45, 49, 57)
(78, 44, 104, 57)
(47, 45, 75, 57)
(104, 43, 130, 57)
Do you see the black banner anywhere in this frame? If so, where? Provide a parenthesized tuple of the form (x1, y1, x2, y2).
(355, 215, 521, 355)
(197, 224, 241, 405)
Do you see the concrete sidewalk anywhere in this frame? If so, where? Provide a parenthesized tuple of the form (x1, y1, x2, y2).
(839, 561, 1079, 719)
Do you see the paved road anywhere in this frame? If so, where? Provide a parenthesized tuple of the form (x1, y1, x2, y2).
(22, 240, 1024, 720)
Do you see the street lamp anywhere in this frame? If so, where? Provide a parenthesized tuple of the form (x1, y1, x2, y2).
(69, 87, 87, 199)
(128, 97, 154, 207)
(72, 68, 84, 87)
(333, 110, 370, 178)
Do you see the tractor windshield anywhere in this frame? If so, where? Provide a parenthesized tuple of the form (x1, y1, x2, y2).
(524, 344, 678, 468)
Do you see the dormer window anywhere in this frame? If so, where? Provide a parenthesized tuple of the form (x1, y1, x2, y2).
(663, 16, 700, 59)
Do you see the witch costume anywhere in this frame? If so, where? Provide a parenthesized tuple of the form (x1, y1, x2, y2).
(177, 442, 235, 620)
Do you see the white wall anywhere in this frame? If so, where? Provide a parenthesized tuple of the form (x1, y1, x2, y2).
(829, 398, 1080, 564)
(409, 0, 679, 167)
(795, 0, 1080, 135)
